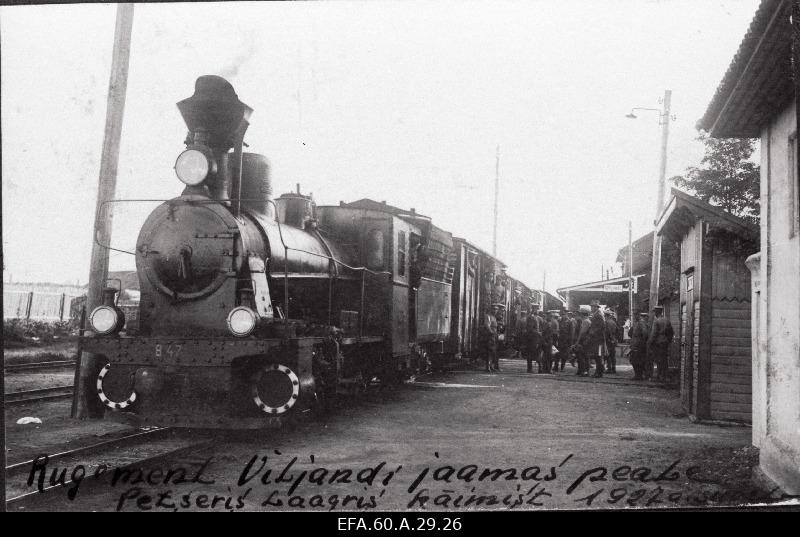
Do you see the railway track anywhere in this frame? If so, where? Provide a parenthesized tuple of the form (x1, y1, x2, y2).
(5, 360, 76, 373)
(5, 426, 212, 507)
(5, 385, 74, 406)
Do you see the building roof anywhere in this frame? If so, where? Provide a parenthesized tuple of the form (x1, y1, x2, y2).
(556, 274, 646, 295)
(656, 188, 759, 241)
(452, 236, 507, 268)
(339, 198, 430, 219)
(697, 0, 793, 137)
(615, 231, 654, 274)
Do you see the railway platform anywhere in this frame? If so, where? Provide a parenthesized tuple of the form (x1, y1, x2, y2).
(5, 348, 787, 511)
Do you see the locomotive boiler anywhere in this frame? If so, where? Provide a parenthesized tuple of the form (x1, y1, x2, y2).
(81, 75, 462, 428)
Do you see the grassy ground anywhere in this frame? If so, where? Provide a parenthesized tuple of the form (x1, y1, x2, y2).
(3, 341, 78, 365)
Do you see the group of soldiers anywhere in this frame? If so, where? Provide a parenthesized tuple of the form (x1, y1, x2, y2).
(482, 300, 674, 382)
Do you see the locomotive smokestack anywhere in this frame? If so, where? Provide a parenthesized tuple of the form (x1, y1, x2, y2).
(176, 76, 259, 215)
(177, 75, 253, 152)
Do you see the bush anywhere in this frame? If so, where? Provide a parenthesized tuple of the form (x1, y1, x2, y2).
(3, 318, 79, 347)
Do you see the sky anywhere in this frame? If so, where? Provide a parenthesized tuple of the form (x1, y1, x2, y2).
(1, 0, 762, 294)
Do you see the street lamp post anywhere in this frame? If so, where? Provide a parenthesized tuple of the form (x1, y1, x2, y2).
(626, 89, 672, 316)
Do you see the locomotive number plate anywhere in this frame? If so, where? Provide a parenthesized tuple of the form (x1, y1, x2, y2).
(154, 343, 183, 359)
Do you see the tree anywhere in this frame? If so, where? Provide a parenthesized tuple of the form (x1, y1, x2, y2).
(670, 132, 760, 224)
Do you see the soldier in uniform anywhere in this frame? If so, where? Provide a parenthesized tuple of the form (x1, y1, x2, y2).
(628, 312, 649, 380)
(525, 305, 543, 373)
(536, 309, 547, 372)
(558, 309, 572, 371)
(604, 309, 618, 374)
(587, 299, 607, 378)
(482, 305, 499, 373)
(567, 311, 579, 367)
(573, 306, 592, 376)
(540, 310, 555, 373)
(545, 310, 561, 373)
(648, 305, 674, 382)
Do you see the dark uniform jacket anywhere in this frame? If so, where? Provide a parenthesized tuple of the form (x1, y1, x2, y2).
(524, 314, 542, 353)
(542, 318, 558, 347)
(628, 319, 649, 352)
(605, 318, 618, 345)
(576, 317, 591, 348)
(559, 318, 572, 349)
(586, 309, 607, 354)
(569, 318, 579, 345)
(648, 316, 674, 348)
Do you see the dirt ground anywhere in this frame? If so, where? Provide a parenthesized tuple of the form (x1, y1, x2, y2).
(8, 354, 795, 512)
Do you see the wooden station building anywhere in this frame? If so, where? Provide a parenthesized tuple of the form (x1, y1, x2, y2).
(656, 189, 759, 422)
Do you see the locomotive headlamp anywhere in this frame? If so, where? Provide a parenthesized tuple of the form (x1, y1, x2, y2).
(174, 147, 216, 186)
(227, 306, 258, 337)
(89, 305, 123, 335)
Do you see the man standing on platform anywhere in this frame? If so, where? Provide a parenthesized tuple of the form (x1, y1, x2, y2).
(648, 305, 674, 382)
(483, 305, 499, 373)
(540, 310, 555, 373)
(587, 299, 607, 378)
(573, 306, 592, 376)
(536, 309, 548, 373)
(628, 312, 649, 380)
(525, 305, 543, 373)
(604, 309, 618, 374)
(568, 311, 579, 367)
(558, 309, 572, 371)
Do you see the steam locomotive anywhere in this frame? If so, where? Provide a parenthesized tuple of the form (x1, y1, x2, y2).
(81, 76, 539, 428)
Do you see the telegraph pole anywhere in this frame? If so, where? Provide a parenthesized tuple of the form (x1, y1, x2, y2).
(541, 271, 546, 309)
(74, 3, 134, 418)
(628, 221, 634, 319)
(492, 145, 500, 257)
(647, 89, 671, 317)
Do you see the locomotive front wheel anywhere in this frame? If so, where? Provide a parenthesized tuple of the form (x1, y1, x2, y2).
(251, 363, 300, 415)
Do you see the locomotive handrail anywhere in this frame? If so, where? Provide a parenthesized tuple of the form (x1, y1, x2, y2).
(93, 197, 391, 334)
(94, 197, 392, 276)
(264, 199, 392, 330)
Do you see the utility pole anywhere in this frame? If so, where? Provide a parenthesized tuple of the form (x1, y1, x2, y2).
(492, 145, 500, 257)
(647, 89, 672, 317)
(74, 3, 134, 419)
(628, 220, 634, 319)
(541, 270, 546, 309)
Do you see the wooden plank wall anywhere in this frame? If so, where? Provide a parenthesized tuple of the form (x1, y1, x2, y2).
(692, 300, 701, 413)
(708, 245, 752, 422)
(709, 298, 752, 422)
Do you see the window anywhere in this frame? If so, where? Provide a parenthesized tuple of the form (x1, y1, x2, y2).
(397, 230, 406, 277)
(790, 132, 799, 237)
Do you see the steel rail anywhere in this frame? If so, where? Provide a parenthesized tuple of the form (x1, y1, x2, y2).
(5, 430, 211, 505)
(5, 427, 170, 472)
(5, 385, 74, 405)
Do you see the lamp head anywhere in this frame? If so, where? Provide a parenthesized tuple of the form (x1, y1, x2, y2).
(625, 112, 638, 119)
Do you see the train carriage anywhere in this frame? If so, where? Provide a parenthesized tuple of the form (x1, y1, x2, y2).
(448, 238, 509, 364)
